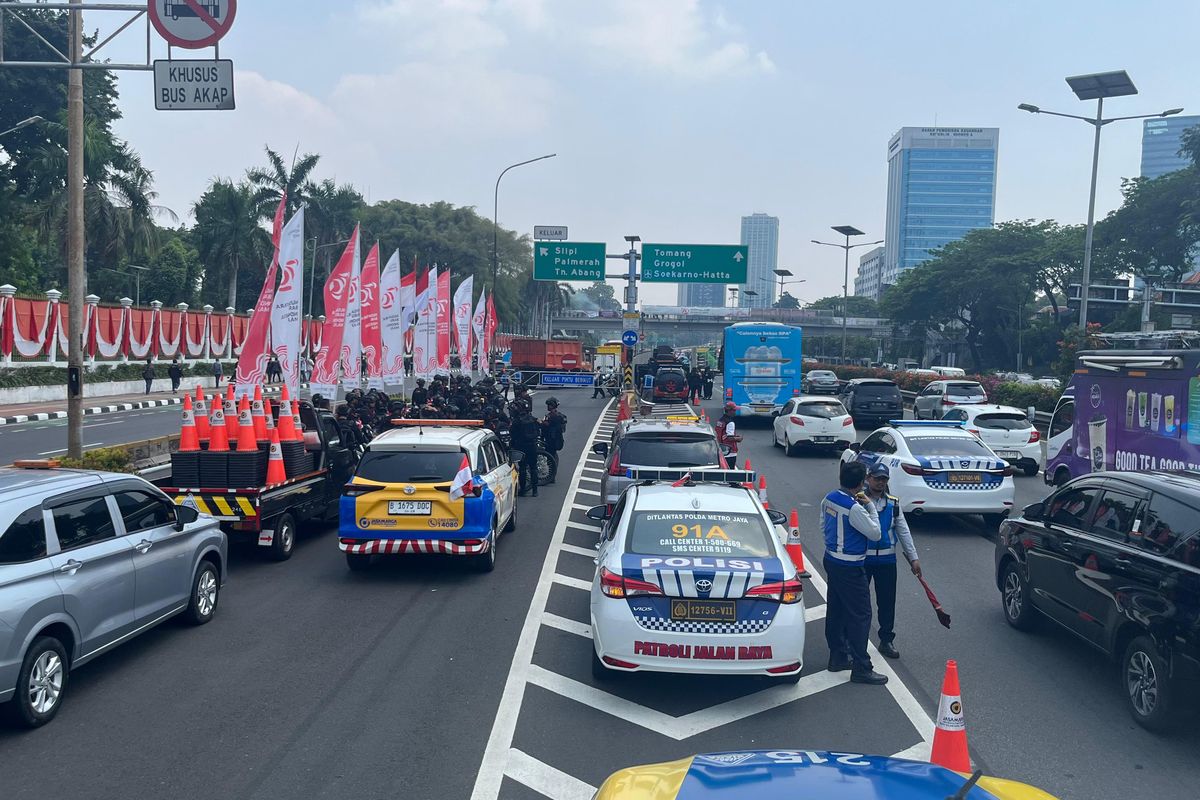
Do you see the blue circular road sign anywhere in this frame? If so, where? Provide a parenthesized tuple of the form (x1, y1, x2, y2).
(621, 329, 639, 347)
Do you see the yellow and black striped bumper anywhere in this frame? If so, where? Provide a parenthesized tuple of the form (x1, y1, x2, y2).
(172, 492, 258, 522)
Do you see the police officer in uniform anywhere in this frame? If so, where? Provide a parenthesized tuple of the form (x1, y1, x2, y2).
(510, 399, 541, 497)
(410, 378, 428, 408)
(541, 397, 567, 484)
(821, 461, 888, 685)
(863, 463, 921, 659)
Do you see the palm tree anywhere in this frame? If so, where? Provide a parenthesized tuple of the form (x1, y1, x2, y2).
(246, 145, 320, 220)
(192, 179, 269, 308)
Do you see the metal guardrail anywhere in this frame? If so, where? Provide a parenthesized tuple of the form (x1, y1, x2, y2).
(899, 390, 1051, 430)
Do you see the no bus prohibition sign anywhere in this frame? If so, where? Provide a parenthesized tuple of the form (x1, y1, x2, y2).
(148, 0, 238, 50)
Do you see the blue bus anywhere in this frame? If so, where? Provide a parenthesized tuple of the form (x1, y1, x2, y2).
(722, 322, 803, 417)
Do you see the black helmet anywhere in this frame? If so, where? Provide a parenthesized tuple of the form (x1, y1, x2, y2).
(545, 397, 559, 408)
(416, 378, 426, 385)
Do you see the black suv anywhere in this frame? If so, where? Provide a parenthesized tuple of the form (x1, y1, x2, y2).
(837, 378, 902, 429)
(995, 471, 1200, 731)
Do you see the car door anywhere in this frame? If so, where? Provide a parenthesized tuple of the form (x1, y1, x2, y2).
(113, 484, 193, 622)
(915, 383, 940, 419)
(482, 438, 514, 526)
(45, 492, 137, 659)
(1025, 483, 1102, 632)
(0, 504, 62, 665)
(1120, 492, 1199, 659)
(774, 400, 795, 439)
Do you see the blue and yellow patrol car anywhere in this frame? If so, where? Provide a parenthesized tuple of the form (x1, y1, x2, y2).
(337, 420, 517, 572)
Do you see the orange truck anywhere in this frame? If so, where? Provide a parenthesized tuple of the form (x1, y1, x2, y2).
(509, 337, 587, 371)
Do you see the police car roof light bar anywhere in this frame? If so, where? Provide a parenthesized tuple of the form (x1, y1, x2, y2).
(625, 468, 758, 486)
(888, 420, 964, 428)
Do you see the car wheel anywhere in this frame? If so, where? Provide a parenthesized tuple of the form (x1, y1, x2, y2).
(1053, 467, 1071, 487)
(346, 552, 372, 572)
(473, 525, 497, 573)
(4, 636, 69, 728)
(536, 450, 555, 486)
(1123, 635, 1181, 732)
(1023, 464, 1040, 477)
(503, 501, 516, 533)
(981, 513, 1007, 532)
(1000, 561, 1037, 631)
(772, 428, 781, 448)
(184, 560, 220, 625)
(268, 513, 296, 562)
(785, 436, 800, 458)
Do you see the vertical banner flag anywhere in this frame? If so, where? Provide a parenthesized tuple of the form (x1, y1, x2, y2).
(485, 293, 498, 373)
(472, 289, 487, 374)
(341, 232, 363, 388)
(310, 226, 359, 398)
(235, 196, 287, 397)
(360, 243, 383, 389)
(399, 260, 418, 373)
(270, 206, 305, 394)
(452, 276, 474, 374)
(379, 249, 404, 389)
(414, 265, 437, 379)
(436, 268, 451, 374)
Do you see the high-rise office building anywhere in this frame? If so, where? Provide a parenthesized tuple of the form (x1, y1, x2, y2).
(676, 283, 726, 307)
(854, 246, 886, 300)
(738, 213, 779, 308)
(1141, 115, 1200, 178)
(882, 127, 998, 289)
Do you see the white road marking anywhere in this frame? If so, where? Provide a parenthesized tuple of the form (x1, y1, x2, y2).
(551, 574, 591, 592)
(575, 488, 601, 498)
(470, 399, 615, 800)
(506, 748, 596, 800)
(38, 448, 67, 455)
(541, 612, 591, 639)
(558, 543, 597, 559)
(564, 520, 602, 534)
(578, 475, 601, 485)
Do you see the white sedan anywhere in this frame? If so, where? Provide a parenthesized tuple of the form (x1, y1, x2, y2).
(772, 396, 854, 455)
(588, 473, 806, 682)
(940, 404, 1043, 476)
(840, 420, 1016, 528)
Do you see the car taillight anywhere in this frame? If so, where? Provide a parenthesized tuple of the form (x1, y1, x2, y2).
(789, 416, 805, 426)
(843, 417, 854, 426)
(746, 578, 803, 604)
(967, 428, 980, 437)
(342, 483, 382, 497)
(943, 398, 957, 406)
(599, 566, 664, 598)
(608, 447, 625, 476)
(901, 463, 930, 476)
(1028, 430, 1041, 443)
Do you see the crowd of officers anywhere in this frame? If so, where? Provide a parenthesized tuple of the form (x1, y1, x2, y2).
(312, 374, 567, 497)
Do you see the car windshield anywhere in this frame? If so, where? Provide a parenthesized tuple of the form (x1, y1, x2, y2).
(355, 450, 463, 483)
(946, 383, 985, 397)
(796, 401, 846, 418)
(620, 434, 720, 468)
(626, 510, 775, 557)
(975, 413, 1031, 431)
(906, 435, 996, 458)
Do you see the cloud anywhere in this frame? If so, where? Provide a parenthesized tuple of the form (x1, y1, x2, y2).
(357, 0, 510, 57)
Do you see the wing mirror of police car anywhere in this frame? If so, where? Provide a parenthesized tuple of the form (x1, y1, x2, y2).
(174, 504, 199, 531)
(509, 449, 525, 467)
(766, 509, 787, 526)
(591, 442, 609, 457)
(847, 442, 861, 453)
(1022, 501, 1044, 521)
(586, 505, 611, 522)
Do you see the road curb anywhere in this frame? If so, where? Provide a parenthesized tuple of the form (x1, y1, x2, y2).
(0, 387, 284, 427)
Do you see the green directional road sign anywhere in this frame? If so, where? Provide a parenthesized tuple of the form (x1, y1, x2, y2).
(533, 241, 606, 281)
(641, 243, 748, 283)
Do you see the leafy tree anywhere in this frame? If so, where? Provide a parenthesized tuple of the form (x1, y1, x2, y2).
(773, 291, 800, 309)
(1097, 170, 1200, 282)
(246, 146, 319, 220)
(806, 294, 878, 316)
(192, 180, 270, 308)
(141, 237, 200, 306)
(577, 281, 620, 312)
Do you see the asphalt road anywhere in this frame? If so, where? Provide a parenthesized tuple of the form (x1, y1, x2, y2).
(0, 404, 183, 463)
(1, 391, 1197, 800)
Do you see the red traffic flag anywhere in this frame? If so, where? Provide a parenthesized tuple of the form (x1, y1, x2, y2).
(919, 575, 952, 628)
(449, 454, 475, 500)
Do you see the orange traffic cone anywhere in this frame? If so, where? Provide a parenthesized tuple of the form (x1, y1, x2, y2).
(193, 386, 210, 441)
(264, 399, 276, 433)
(265, 428, 287, 485)
(251, 385, 267, 441)
(276, 396, 298, 441)
(179, 395, 200, 452)
(223, 385, 238, 440)
(742, 459, 753, 489)
(930, 660, 971, 773)
(235, 396, 257, 452)
(290, 399, 304, 442)
(758, 475, 769, 509)
(208, 396, 230, 451)
(786, 508, 809, 576)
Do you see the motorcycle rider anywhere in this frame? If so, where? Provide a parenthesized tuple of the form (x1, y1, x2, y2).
(541, 397, 567, 484)
(510, 399, 541, 497)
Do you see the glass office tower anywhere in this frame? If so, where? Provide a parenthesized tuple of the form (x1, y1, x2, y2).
(738, 213, 779, 308)
(1141, 115, 1200, 178)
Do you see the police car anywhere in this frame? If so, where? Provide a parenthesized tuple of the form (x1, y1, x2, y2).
(840, 421, 1015, 526)
(588, 471, 806, 681)
(594, 750, 1057, 799)
(337, 420, 517, 572)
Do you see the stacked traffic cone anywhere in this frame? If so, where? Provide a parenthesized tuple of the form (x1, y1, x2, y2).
(178, 395, 199, 452)
(251, 385, 267, 441)
(786, 509, 809, 576)
(290, 399, 304, 442)
(193, 386, 210, 442)
(276, 396, 298, 441)
(758, 475, 769, 509)
(264, 400, 276, 435)
(208, 395, 230, 451)
(235, 396, 257, 452)
(223, 385, 238, 440)
(930, 660, 971, 772)
(265, 428, 287, 485)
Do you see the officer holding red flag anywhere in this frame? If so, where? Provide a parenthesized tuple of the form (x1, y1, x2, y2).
(863, 462, 921, 660)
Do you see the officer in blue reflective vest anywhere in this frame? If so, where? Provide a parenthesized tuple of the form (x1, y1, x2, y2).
(821, 461, 888, 685)
(863, 463, 921, 660)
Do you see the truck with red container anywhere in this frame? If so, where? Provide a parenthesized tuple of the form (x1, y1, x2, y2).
(509, 337, 588, 372)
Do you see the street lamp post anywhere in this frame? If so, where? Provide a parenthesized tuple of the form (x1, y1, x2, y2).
(492, 153, 556, 364)
(812, 226, 883, 362)
(771, 268, 806, 311)
(1019, 70, 1183, 329)
(125, 264, 149, 306)
(0, 115, 44, 139)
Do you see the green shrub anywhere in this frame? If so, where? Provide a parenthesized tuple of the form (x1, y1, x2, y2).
(807, 363, 1060, 413)
(59, 446, 135, 473)
(992, 382, 1060, 413)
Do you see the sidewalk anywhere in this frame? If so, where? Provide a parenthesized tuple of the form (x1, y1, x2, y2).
(0, 384, 280, 426)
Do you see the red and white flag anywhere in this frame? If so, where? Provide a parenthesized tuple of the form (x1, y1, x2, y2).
(471, 289, 487, 374)
(414, 265, 436, 379)
(310, 225, 360, 398)
(360, 242, 383, 389)
(484, 293, 498, 370)
(452, 275, 474, 373)
(379, 249, 405, 389)
(234, 196, 287, 397)
(342, 231, 363, 387)
(449, 453, 475, 500)
(270, 206, 305, 394)
(436, 268, 451, 374)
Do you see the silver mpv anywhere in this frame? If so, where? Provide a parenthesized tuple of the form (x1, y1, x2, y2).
(0, 466, 227, 728)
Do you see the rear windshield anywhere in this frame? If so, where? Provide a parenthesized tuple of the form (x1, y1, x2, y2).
(808, 371, 837, 380)
(655, 370, 685, 382)
(620, 434, 720, 468)
(906, 436, 995, 458)
(626, 511, 774, 557)
(975, 413, 1032, 431)
(853, 383, 900, 398)
(796, 401, 847, 419)
(355, 450, 463, 483)
(946, 383, 985, 397)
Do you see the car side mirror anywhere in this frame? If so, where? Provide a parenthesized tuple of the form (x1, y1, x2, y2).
(175, 504, 199, 530)
(591, 442, 609, 456)
(586, 505, 611, 522)
(766, 509, 787, 526)
(847, 442, 861, 452)
(1022, 501, 1044, 521)
(509, 449, 525, 466)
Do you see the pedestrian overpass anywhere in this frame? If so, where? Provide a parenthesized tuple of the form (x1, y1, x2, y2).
(550, 309, 892, 340)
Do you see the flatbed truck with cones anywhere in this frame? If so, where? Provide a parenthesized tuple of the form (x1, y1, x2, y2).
(156, 392, 358, 561)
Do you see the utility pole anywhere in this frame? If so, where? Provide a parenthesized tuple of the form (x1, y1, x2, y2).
(66, 6, 84, 458)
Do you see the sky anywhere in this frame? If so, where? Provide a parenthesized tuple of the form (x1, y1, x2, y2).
(85, 0, 1200, 306)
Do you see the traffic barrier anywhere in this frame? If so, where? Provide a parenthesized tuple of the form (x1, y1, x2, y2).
(265, 428, 286, 485)
(208, 395, 230, 452)
(193, 386, 210, 441)
(235, 396, 257, 452)
(251, 385, 267, 441)
(178, 395, 199, 452)
(786, 508, 809, 576)
(930, 660, 971, 772)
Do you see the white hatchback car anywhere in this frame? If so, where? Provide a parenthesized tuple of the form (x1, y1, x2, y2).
(940, 404, 1042, 476)
(771, 396, 854, 455)
(588, 473, 805, 682)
